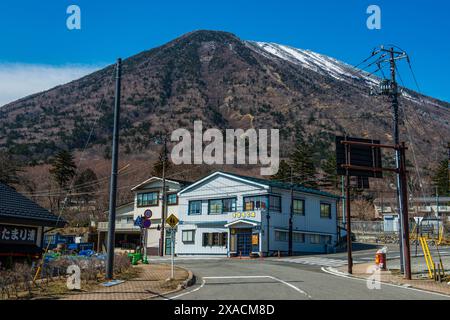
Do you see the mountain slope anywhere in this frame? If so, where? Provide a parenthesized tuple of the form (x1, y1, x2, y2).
(0, 30, 449, 177)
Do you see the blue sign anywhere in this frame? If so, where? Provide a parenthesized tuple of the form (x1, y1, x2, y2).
(134, 216, 143, 227)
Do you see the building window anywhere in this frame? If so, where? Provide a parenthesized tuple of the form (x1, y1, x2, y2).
(167, 193, 178, 205)
(202, 232, 227, 247)
(293, 232, 305, 243)
(182, 230, 195, 243)
(321, 235, 332, 244)
(275, 230, 288, 242)
(293, 199, 305, 215)
(137, 192, 158, 207)
(222, 198, 237, 212)
(244, 195, 268, 211)
(188, 200, 202, 215)
(269, 195, 281, 212)
(208, 198, 236, 214)
(320, 203, 332, 219)
(310, 234, 321, 244)
(208, 199, 223, 214)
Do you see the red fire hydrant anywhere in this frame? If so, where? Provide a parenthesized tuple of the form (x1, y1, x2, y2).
(375, 251, 387, 270)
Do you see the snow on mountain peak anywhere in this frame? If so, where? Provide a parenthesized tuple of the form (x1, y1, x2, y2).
(247, 41, 379, 86)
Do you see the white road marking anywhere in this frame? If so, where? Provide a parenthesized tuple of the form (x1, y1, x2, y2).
(280, 257, 362, 267)
(203, 275, 312, 299)
(321, 266, 450, 298)
(165, 279, 206, 300)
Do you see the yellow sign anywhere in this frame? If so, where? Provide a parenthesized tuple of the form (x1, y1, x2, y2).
(166, 214, 179, 228)
(232, 212, 256, 219)
(252, 234, 259, 245)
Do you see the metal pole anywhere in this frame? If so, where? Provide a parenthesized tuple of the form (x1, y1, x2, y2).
(447, 142, 450, 194)
(400, 142, 412, 279)
(144, 228, 148, 258)
(346, 173, 352, 274)
(389, 48, 405, 273)
(436, 186, 439, 218)
(159, 138, 167, 257)
(288, 166, 293, 256)
(106, 58, 122, 280)
(341, 175, 346, 225)
(171, 228, 175, 279)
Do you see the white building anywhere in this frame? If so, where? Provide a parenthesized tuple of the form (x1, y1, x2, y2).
(97, 177, 188, 255)
(175, 171, 339, 257)
(374, 197, 450, 233)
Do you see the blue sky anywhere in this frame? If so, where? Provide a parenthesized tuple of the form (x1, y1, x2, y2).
(0, 0, 449, 104)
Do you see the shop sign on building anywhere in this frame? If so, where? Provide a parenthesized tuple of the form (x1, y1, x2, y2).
(0, 224, 37, 245)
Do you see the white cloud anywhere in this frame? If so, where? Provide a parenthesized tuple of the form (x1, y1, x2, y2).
(0, 63, 102, 107)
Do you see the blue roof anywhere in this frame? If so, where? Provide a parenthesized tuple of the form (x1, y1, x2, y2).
(0, 182, 66, 227)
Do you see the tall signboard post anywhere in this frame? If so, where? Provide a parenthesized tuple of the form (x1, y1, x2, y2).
(336, 136, 411, 279)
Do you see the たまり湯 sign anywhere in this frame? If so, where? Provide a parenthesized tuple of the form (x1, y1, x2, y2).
(0, 224, 37, 245)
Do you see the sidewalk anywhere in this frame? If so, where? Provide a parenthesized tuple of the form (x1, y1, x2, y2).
(338, 261, 450, 296)
(62, 263, 190, 300)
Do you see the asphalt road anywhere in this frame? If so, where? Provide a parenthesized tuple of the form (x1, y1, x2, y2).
(151, 245, 450, 300)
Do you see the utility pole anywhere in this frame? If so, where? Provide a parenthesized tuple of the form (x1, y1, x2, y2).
(370, 46, 411, 279)
(435, 186, 440, 217)
(389, 47, 406, 274)
(106, 58, 122, 280)
(399, 142, 412, 279)
(385, 47, 411, 279)
(159, 137, 168, 257)
(341, 175, 346, 225)
(288, 166, 294, 256)
(448, 142, 450, 195)
(342, 140, 353, 274)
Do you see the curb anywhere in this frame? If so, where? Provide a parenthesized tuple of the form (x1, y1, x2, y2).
(143, 266, 196, 300)
(179, 269, 196, 289)
(322, 266, 450, 298)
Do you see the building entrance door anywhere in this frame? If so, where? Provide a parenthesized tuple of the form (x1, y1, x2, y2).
(237, 231, 252, 256)
(165, 229, 175, 255)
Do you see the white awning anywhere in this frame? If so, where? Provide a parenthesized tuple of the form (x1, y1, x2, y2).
(224, 219, 259, 228)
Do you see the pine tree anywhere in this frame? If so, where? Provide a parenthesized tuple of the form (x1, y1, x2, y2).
(0, 151, 22, 187)
(432, 159, 449, 196)
(322, 153, 338, 188)
(48, 150, 77, 213)
(290, 141, 318, 188)
(271, 160, 291, 182)
(50, 150, 77, 189)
